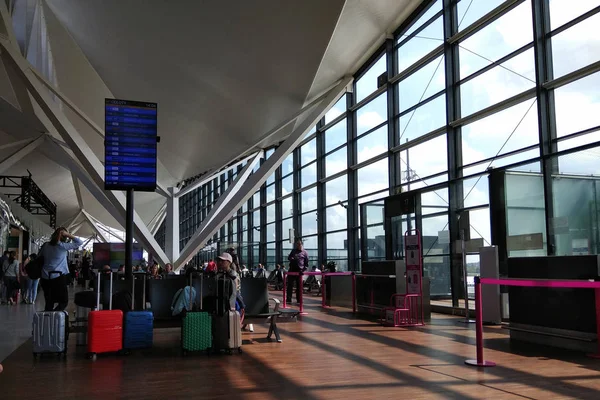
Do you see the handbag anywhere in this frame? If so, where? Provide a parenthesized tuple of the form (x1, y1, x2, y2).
(25, 244, 46, 280)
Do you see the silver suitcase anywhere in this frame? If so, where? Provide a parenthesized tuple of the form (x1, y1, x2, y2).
(32, 310, 68, 356)
(213, 310, 242, 354)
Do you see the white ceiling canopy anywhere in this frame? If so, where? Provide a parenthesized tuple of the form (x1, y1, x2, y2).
(0, 0, 422, 236)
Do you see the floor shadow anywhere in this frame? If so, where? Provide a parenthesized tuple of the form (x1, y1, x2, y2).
(297, 314, 600, 399)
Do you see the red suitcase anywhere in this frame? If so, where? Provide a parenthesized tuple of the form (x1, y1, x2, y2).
(87, 271, 123, 360)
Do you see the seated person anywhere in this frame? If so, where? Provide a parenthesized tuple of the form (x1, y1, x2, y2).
(148, 264, 162, 280)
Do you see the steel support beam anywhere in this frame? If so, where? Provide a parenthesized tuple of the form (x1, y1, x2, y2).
(175, 152, 259, 199)
(165, 186, 180, 261)
(66, 210, 83, 230)
(71, 172, 83, 210)
(149, 202, 167, 235)
(173, 151, 263, 271)
(0, 39, 170, 266)
(174, 77, 352, 270)
(0, 134, 44, 174)
(41, 137, 124, 228)
(82, 209, 110, 243)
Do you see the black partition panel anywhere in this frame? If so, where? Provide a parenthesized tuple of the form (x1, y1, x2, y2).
(508, 256, 599, 333)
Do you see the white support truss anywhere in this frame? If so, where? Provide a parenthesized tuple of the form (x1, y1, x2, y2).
(0, 38, 170, 265)
(174, 77, 352, 269)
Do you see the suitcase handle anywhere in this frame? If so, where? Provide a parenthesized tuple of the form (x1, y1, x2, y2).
(96, 270, 114, 310)
(131, 274, 147, 311)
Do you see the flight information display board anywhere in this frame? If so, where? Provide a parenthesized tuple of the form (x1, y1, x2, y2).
(104, 99, 157, 191)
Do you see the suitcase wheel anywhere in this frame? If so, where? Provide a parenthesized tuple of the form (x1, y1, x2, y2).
(86, 353, 97, 361)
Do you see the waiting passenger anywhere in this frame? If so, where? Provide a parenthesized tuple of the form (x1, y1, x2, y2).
(2, 251, 20, 305)
(206, 259, 217, 273)
(287, 239, 309, 304)
(41, 227, 83, 311)
(148, 264, 162, 279)
(24, 254, 40, 304)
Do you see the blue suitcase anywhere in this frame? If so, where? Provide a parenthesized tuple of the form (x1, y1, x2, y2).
(123, 275, 153, 350)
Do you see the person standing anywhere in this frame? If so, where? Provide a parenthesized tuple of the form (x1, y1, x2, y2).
(41, 227, 83, 311)
(19, 253, 31, 304)
(25, 254, 40, 304)
(2, 251, 20, 305)
(287, 239, 309, 304)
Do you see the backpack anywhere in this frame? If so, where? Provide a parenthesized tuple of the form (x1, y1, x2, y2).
(25, 245, 46, 280)
(171, 286, 196, 316)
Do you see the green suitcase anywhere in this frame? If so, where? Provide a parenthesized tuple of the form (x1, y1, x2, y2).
(181, 273, 212, 355)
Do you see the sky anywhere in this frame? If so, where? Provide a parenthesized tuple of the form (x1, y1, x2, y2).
(216, 0, 600, 267)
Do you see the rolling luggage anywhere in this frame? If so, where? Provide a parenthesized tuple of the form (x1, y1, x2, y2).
(181, 273, 211, 356)
(32, 271, 69, 357)
(123, 275, 153, 350)
(87, 271, 123, 360)
(212, 276, 242, 354)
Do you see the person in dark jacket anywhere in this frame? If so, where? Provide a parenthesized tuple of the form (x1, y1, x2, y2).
(286, 239, 309, 304)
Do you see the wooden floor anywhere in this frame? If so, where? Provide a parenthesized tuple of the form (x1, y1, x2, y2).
(2, 295, 600, 400)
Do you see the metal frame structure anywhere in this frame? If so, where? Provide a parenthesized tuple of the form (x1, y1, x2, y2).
(0, 175, 57, 227)
(163, 0, 600, 309)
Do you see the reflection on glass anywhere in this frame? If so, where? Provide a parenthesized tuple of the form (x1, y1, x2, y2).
(326, 231, 348, 260)
(266, 223, 275, 242)
(357, 125, 388, 164)
(252, 209, 261, 228)
(554, 72, 600, 138)
(460, 49, 535, 117)
(282, 218, 293, 239)
(356, 93, 387, 136)
(282, 153, 294, 176)
(551, 13, 600, 78)
(252, 191, 260, 209)
(266, 204, 275, 223)
(266, 184, 275, 203)
(461, 100, 539, 166)
(325, 95, 346, 124)
(356, 55, 387, 103)
(421, 188, 449, 216)
(399, 0, 442, 40)
(301, 138, 316, 165)
(325, 119, 347, 153)
(424, 255, 451, 297)
(549, 0, 599, 30)
(399, 55, 445, 113)
(282, 174, 293, 196)
(468, 207, 491, 246)
(325, 175, 348, 206)
(357, 159, 389, 197)
(457, 0, 507, 31)
(399, 93, 446, 142)
(505, 172, 547, 257)
(404, 135, 448, 179)
(301, 163, 317, 187)
(301, 187, 318, 212)
(366, 224, 386, 260)
(397, 16, 444, 74)
(325, 146, 347, 177)
(462, 176, 489, 208)
(326, 205, 347, 232)
(552, 150, 600, 255)
(282, 196, 293, 218)
(459, 1, 532, 79)
(301, 212, 318, 236)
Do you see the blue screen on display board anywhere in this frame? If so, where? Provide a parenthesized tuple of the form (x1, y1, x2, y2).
(104, 98, 158, 191)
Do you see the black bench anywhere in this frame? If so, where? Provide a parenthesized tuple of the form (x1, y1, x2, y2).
(241, 277, 294, 343)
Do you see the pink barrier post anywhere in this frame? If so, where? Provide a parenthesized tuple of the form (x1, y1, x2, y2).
(282, 273, 288, 309)
(588, 287, 600, 359)
(321, 274, 327, 308)
(465, 277, 496, 367)
(298, 271, 305, 315)
(352, 273, 356, 314)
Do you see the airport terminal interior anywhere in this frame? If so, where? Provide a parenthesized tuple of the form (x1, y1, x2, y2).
(1, 0, 600, 398)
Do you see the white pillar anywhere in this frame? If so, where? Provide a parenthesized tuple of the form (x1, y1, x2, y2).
(165, 187, 179, 262)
